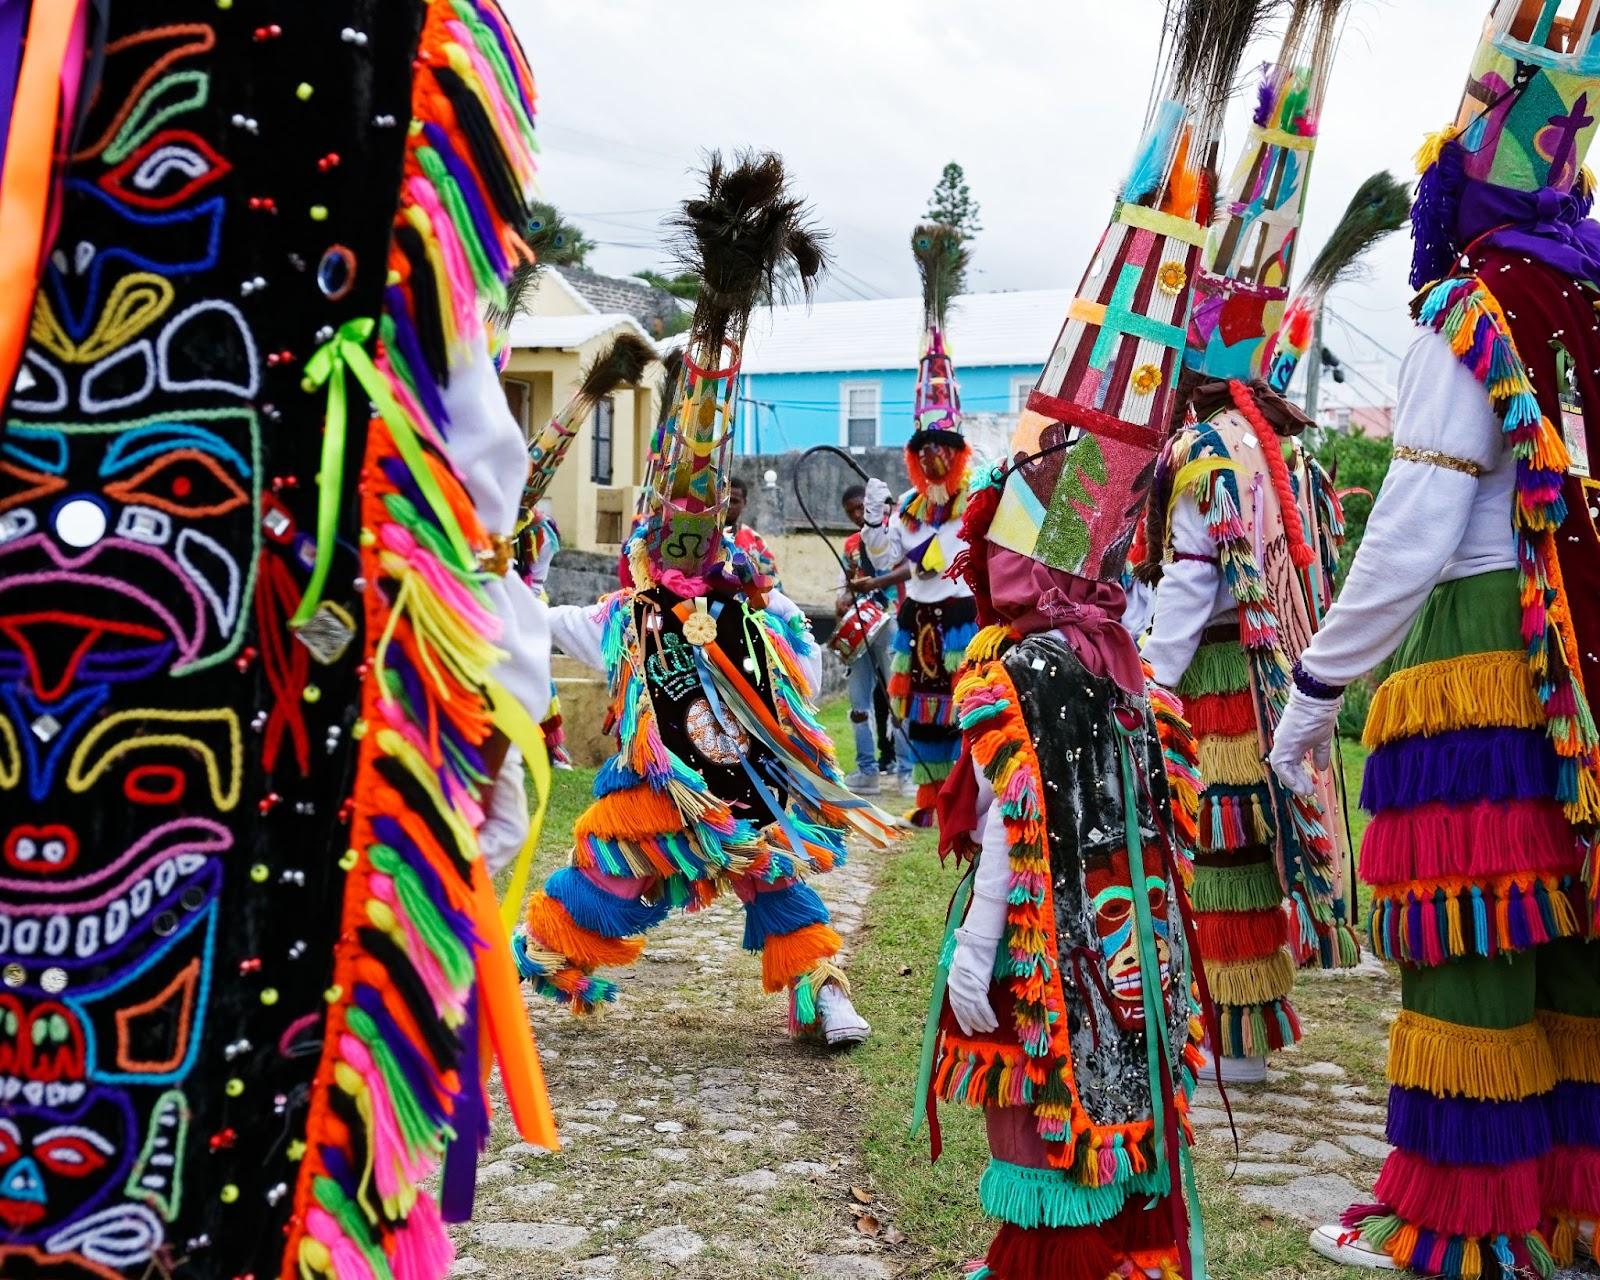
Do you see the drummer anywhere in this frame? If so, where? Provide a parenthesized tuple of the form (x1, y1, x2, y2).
(838, 484, 911, 797)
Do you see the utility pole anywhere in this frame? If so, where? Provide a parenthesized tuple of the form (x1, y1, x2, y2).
(1303, 308, 1325, 426)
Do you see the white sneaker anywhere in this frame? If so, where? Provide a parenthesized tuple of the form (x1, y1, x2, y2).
(1308, 1225, 1396, 1270)
(816, 981, 871, 1047)
(843, 770, 881, 794)
(899, 773, 918, 798)
(1216, 1054, 1268, 1084)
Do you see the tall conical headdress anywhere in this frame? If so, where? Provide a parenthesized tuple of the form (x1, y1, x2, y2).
(1188, 0, 1349, 380)
(637, 152, 826, 582)
(1413, 0, 1600, 286)
(909, 222, 970, 452)
(986, 0, 1275, 582)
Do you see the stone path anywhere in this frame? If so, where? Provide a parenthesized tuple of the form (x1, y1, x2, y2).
(449, 841, 902, 1280)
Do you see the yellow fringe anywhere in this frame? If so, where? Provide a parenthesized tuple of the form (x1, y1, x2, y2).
(1364, 650, 1543, 749)
(1462, 1235, 1482, 1280)
(1388, 1010, 1556, 1101)
(963, 624, 1011, 668)
(1538, 1010, 1600, 1085)
(1208, 948, 1295, 1007)
(1197, 731, 1266, 787)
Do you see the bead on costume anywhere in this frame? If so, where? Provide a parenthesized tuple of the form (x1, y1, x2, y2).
(0, 5, 557, 1279)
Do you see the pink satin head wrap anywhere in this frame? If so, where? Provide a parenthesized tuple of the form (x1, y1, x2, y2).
(988, 547, 1145, 696)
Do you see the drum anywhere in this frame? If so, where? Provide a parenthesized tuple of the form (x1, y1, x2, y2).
(828, 598, 891, 666)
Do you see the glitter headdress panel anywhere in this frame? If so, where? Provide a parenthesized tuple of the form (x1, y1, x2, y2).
(1188, 0, 1347, 381)
(989, 1, 1271, 581)
(1455, 0, 1600, 193)
(0, 6, 552, 1278)
(909, 222, 970, 454)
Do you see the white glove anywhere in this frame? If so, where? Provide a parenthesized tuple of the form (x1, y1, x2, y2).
(479, 747, 530, 875)
(1268, 688, 1341, 797)
(862, 477, 892, 526)
(947, 880, 1007, 1036)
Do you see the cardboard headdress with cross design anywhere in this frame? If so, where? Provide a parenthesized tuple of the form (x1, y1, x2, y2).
(1188, 0, 1349, 381)
(639, 152, 826, 581)
(988, 0, 1274, 582)
(1453, 0, 1600, 194)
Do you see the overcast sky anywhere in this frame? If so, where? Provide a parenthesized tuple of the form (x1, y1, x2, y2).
(502, 0, 1481, 405)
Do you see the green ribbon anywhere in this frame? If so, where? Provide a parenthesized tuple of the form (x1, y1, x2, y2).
(292, 318, 476, 626)
(1117, 720, 1206, 1278)
(910, 863, 974, 1139)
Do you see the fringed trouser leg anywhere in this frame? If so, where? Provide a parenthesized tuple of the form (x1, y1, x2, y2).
(1535, 938, 1600, 1266)
(1180, 639, 1299, 1059)
(1348, 572, 1589, 1280)
(1348, 953, 1557, 1279)
(969, 1106, 1182, 1280)
(516, 866, 845, 1031)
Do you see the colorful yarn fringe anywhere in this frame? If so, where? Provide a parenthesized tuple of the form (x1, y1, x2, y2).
(1412, 274, 1600, 829)
(1369, 873, 1583, 964)
(1363, 651, 1545, 750)
(936, 656, 1197, 1179)
(286, 6, 555, 1277)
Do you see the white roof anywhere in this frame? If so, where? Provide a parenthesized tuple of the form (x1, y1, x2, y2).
(740, 288, 1072, 375)
(507, 311, 656, 352)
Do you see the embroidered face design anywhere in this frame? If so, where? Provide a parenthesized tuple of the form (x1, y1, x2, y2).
(0, 1094, 131, 1242)
(1084, 848, 1172, 1031)
(917, 442, 954, 480)
(0, 414, 261, 695)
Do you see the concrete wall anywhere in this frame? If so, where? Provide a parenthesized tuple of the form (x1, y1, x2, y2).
(739, 364, 1034, 452)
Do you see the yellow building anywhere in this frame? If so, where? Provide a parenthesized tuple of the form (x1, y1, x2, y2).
(500, 268, 674, 552)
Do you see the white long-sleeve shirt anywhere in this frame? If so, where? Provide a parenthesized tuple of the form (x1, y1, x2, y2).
(1298, 328, 1515, 687)
(1141, 493, 1237, 689)
(439, 333, 551, 723)
(548, 588, 824, 696)
(860, 491, 972, 605)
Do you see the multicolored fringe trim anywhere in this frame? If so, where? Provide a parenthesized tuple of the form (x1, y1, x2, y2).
(286, 6, 556, 1277)
(1412, 274, 1600, 830)
(1148, 680, 1199, 884)
(1363, 651, 1544, 750)
(1369, 873, 1584, 964)
(1341, 1203, 1555, 1280)
(937, 656, 1199, 1180)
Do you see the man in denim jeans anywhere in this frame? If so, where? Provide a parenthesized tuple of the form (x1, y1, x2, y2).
(837, 484, 911, 795)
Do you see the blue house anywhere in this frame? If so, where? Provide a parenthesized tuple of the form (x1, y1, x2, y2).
(734, 289, 1072, 455)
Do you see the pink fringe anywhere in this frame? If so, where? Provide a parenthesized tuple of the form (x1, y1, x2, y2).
(389, 1191, 456, 1278)
(1374, 1148, 1542, 1238)
(1359, 799, 1580, 885)
(1542, 1145, 1600, 1218)
(308, 1207, 380, 1280)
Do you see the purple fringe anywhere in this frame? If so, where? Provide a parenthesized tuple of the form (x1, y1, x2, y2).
(1547, 1080, 1600, 1149)
(1386, 1085, 1553, 1167)
(441, 989, 486, 1223)
(384, 282, 452, 431)
(422, 120, 510, 280)
(1411, 140, 1467, 291)
(1360, 727, 1558, 813)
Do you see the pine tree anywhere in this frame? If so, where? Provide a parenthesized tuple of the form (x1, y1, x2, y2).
(925, 162, 982, 240)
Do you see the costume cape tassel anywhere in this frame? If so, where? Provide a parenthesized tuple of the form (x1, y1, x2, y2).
(1412, 274, 1600, 830)
(285, 6, 555, 1276)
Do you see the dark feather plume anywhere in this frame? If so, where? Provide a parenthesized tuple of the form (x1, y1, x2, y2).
(1166, 0, 1279, 121)
(654, 346, 685, 432)
(669, 150, 829, 355)
(578, 332, 657, 403)
(1301, 170, 1411, 297)
(910, 222, 970, 331)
